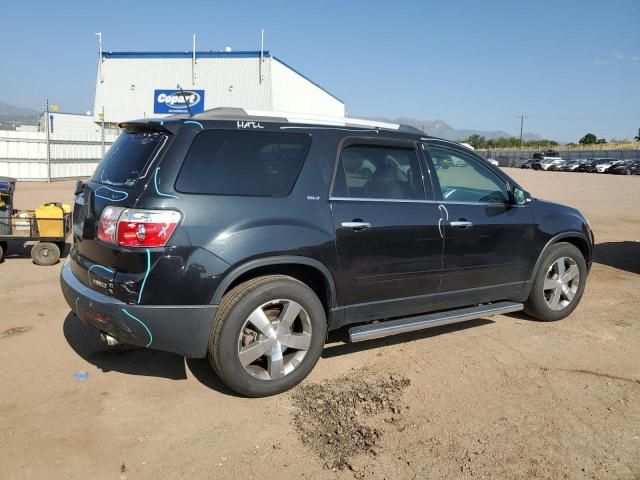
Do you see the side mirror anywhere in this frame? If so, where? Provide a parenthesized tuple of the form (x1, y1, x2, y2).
(511, 187, 532, 206)
(74, 180, 85, 196)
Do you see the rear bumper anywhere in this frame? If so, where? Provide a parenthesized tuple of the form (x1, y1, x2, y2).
(60, 261, 216, 358)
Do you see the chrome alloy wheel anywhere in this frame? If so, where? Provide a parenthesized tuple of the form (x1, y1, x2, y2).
(543, 257, 580, 311)
(237, 299, 312, 380)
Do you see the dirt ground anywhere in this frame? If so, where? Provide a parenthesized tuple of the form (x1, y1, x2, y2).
(1, 170, 639, 480)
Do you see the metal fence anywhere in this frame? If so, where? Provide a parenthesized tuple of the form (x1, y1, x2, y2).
(477, 147, 640, 168)
(0, 130, 117, 181)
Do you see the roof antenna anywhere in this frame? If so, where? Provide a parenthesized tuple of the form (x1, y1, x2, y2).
(176, 83, 193, 116)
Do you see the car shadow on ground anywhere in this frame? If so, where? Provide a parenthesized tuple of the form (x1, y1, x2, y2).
(63, 311, 495, 394)
(593, 241, 640, 274)
(322, 318, 494, 358)
(62, 312, 240, 396)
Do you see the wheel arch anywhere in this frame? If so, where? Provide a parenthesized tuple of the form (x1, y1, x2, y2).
(211, 256, 337, 319)
(529, 232, 592, 281)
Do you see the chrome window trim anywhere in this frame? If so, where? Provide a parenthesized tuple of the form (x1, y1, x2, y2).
(328, 196, 507, 207)
(329, 196, 434, 204)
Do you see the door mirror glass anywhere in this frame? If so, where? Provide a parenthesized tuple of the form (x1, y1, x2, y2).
(512, 187, 529, 206)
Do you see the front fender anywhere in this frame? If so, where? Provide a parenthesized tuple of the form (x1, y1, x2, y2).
(527, 199, 594, 280)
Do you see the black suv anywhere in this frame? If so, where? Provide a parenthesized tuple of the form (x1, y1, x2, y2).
(61, 108, 593, 397)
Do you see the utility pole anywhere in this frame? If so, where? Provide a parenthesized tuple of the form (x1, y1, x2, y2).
(45, 99, 51, 183)
(192, 33, 196, 86)
(518, 114, 528, 151)
(100, 106, 105, 157)
(95, 32, 103, 83)
(259, 29, 265, 84)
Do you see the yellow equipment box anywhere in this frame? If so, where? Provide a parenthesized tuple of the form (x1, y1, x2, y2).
(35, 203, 71, 238)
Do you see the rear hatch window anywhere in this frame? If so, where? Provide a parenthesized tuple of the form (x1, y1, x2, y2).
(175, 130, 311, 197)
(93, 130, 167, 187)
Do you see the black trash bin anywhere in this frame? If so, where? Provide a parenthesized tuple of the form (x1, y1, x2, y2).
(0, 176, 16, 235)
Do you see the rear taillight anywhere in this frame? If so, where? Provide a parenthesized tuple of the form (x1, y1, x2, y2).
(97, 206, 125, 244)
(117, 209, 181, 247)
(97, 207, 181, 247)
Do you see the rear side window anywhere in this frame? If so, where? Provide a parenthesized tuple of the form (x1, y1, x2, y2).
(176, 130, 311, 197)
(93, 130, 167, 187)
(332, 144, 426, 200)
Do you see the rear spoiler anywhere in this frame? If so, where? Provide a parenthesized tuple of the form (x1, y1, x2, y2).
(117, 119, 181, 135)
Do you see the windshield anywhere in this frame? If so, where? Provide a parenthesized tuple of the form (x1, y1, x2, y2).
(93, 130, 167, 187)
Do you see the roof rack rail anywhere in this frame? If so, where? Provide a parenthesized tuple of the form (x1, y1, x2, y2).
(184, 108, 417, 132)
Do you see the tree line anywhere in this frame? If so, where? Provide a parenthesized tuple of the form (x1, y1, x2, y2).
(458, 134, 559, 149)
(459, 128, 640, 149)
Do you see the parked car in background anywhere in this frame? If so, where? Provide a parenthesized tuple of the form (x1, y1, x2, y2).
(60, 108, 594, 397)
(486, 158, 499, 167)
(609, 160, 640, 175)
(520, 159, 533, 169)
(534, 158, 563, 171)
(594, 158, 621, 173)
(574, 159, 598, 173)
(548, 159, 569, 171)
(559, 160, 582, 172)
(532, 151, 563, 170)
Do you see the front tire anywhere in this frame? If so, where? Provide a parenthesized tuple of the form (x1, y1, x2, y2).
(208, 275, 327, 397)
(525, 242, 587, 321)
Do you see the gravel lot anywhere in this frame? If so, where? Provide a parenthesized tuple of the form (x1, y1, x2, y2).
(1, 170, 639, 480)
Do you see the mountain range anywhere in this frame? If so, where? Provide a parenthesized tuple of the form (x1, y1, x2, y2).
(0, 102, 40, 127)
(364, 116, 542, 141)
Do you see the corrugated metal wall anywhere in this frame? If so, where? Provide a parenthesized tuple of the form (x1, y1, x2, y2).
(95, 56, 273, 123)
(0, 130, 117, 181)
(38, 113, 103, 135)
(95, 54, 344, 124)
(270, 59, 344, 117)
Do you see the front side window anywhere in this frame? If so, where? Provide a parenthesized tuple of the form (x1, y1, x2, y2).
(176, 130, 311, 197)
(427, 145, 509, 204)
(332, 144, 426, 200)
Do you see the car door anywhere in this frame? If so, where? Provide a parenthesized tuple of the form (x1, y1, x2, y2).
(330, 138, 443, 324)
(424, 142, 535, 307)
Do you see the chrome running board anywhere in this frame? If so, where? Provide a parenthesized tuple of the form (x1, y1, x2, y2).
(348, 301, 523, 343)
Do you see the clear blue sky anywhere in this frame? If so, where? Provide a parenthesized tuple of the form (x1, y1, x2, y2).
(2, 0, 639, 141)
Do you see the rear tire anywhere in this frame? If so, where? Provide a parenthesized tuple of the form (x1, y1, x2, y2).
(525, 242, 587, 321)
(208, 275, 327, 397)
(0, 243, 4, 262)
(31, 242, 60, 266)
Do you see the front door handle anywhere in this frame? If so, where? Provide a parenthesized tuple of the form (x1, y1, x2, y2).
(450, 220, 473, 229)
(341, 221, 371, 230)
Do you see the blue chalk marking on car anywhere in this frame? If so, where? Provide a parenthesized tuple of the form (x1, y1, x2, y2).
(121, 309, 153, 347)
(88, 264, 115, 276)
(95, 186, 128, 202)
(137, 249, 151, 304)
(184, 120, 204, 130)
(153, 167, 180, 199)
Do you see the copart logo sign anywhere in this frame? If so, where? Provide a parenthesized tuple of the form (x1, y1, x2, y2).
(154, 89, 205, 114)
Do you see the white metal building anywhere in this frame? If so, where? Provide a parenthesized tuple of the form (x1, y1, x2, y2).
(94, 50, 345, 124)
(37, 112, 102, 135)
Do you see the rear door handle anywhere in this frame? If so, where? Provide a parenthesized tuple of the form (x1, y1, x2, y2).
(341, 221, 371, 230)
(450, 221, 473, 228)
